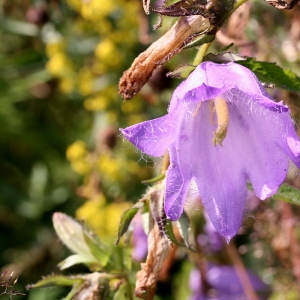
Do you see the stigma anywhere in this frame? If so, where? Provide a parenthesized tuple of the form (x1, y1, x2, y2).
(212, 97, 229, 146)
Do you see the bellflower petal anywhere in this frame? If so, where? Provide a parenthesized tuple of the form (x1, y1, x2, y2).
(171, 102, 248, 239)
(120, 114, 177, 157)
(164, 146, 191, 220)
(121, 61, 300, 240)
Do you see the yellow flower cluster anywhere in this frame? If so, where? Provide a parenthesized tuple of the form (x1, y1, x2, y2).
(66, 141, 91, 175)
(83, 0, 139, 111)
(84, 85, 117, 112)
(76, 195, 130, 240)
(97, 154, 121, 183)
(84, 95, 108, 111)
(66, 140, 126, 183)
(60, 0, 151, 242)
(46, 40, 76, 93)
(66, 137, 151, 240)
(94, 39, 122, 72)
(78, 67, 95, 96)
(45, 0, 139, 113)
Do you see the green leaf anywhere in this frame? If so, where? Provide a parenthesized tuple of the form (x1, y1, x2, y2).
(28, 275, 84, 289)
(219, 43, 234, 53)
(63, 282, 84, 300)
(183, 34, 215, 50)
(177, 211, 197, 252)
(166, 65, 196, 79)
(273, 184, 300, 205)
(236, 58, 300, 92)
(122, 247, 133, 272)
(165, 220, 185, 247)
(83, 232, 111, 268)
(113, 283, 130, 300)
(204, 52, 246, 63)
(142, 173, 165, 185)
(115, 201, 145, 245)
(52, 213, 98, 262)
(58, 254, 97, 270)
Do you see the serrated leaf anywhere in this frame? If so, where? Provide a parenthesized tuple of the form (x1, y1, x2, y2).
(273, 183, 300, 205)
(177, 212, 197, 252)
(28, 275, 84, 289)
(58, 254, 96, 270)
(115, 201, 145, 245)
(167, 65, 196, 79)
(204, 52, 246, 63)
(83, 232, 111, 268)
(219, 43, 234, 52)
(165, 220, 185, 247)
(142, 173, 165, 185)
(183, 34, 215, 50)
(63, 282, 84, 300)
(236, 58, 300, 92)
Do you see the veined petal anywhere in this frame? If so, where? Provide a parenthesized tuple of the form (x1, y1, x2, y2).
(168, 84, 222, 113)
(271, 112, 300, 168)
(170, 62, 274, 107)
(285, 133, 300, 167)
(223, 89, 290, 199)
(120, 115, 176, 157)
(175, 101, 248, 240)
(164, 146, 191, 220)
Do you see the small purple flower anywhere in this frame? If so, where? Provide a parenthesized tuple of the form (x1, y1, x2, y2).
(189, 263, 270, 300)
(131, 213, 148, 261)
(121, 62, 300, 241)
(198, 212, 224, 253)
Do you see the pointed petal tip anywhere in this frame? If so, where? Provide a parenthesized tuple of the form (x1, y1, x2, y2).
(224, 236, 232, 244)
(259, 185, 279, 200)
(119, 127, 128, 136)
(165, 206, 182, 221)
(166, 212, 181, 222)
(218, 228, 237, 243)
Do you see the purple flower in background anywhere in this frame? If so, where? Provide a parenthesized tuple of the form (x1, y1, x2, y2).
(132, 213, 148, 261)
(189, 263, 270, 300)
(121, 62, 300, 241)
(198, 212, 224, 253)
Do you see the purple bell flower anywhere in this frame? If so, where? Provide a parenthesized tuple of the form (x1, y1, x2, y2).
(121, 62, 300, 241)
(189, 263, 270, 300)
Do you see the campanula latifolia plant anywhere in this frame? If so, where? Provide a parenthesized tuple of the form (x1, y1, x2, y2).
(27, 0, 300, 298)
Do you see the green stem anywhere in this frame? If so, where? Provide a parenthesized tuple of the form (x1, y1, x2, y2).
(124, 275, 134, 300)
(193, 42, 212, 65)
(191, 0, 249, 66)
